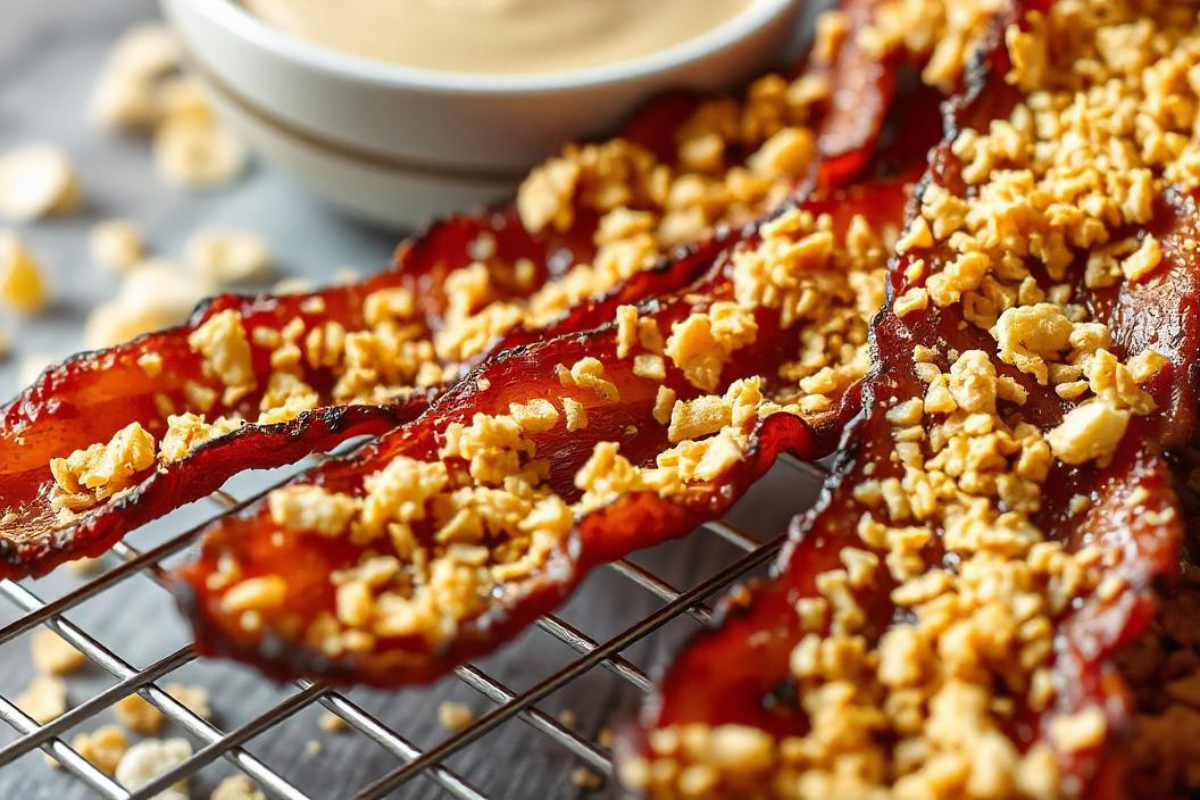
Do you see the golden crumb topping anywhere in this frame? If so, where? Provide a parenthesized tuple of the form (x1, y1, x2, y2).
(630, 2, 1199, 797)
(159, 412, 244, 464)
(50, 422, 156, 514)
(665, 303, 758, 392)
(188, 310, 257, 406)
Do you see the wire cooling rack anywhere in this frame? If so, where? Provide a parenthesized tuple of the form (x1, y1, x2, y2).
(0, 450, 826, 799)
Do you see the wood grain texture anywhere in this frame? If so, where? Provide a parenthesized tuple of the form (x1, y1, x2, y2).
(0, 1, 823, 797)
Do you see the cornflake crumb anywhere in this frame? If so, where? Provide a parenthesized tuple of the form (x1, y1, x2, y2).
(563, 397, 588, 432)
(49, 422, 156, 513)
(0, 230, 49, 314)
(165, 683, 211, 720)
(90, 24, 182, 132)
(114, 691, 165, 734)
(653, 386, 677, 426)
(69, 556, 103, 574)
(115, 738, 192, 800)
(90, 219, 145, 272)
(318, 712, 348, 733)
(220, 575, 287, 614)
(560, 357, 619, 402)
(154, 118, 245, 189)
(438, 701, 474, 732)
(185, 229, 272, 284)
(268, 486, 359, 536)
(71, 725, 128, 775)
(188, 309, 256, 405)
(1046, 401, 1130, 467)
(15, 675, 66, 723)
(84, 260, 213, 349)
(1121, 235, 1162, 283)
(597, 726, 615, 749)
(509, 399, 560, 434)
(137, 351, 164, 377)
(212, 775, 266, 800)
(572, 766, 605, 791)
(305, 739, 322, 756)
(30, 630, 86, 675)
(0, 143, 81, 221)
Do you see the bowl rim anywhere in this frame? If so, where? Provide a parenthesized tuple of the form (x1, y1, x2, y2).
(181, 0, 797, 95)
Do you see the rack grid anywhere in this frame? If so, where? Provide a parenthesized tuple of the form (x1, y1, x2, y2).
(0, 451, 826, 799)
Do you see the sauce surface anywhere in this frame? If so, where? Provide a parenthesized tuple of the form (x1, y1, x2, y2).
(241, 0, 757, 74)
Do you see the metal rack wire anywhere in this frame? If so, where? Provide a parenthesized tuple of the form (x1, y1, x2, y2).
(0, 452, 826, 799)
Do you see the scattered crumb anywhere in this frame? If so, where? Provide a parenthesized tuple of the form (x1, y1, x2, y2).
(154, 117, 245, 189)
(597, 726, 615, 749)
(157, 75, 210, 124)
(84, 260, 212, 349)
(71, 725, 128, 775)
(90, 219, 145, 272)
(90, 69, 160, 133)
(184, 229, 272, 284)
(30, 630, 86, 675)
(165, 683, 211, 720)
(0, 231, 49, 314)
(318, 711, 348, 733)
(211, 775, 266, 800)
(68, 556, 103, 574)
(114, 691, 165, 734)
(115, 737, 192, 800)
(438, 701, 474, 732)
(305, 739, 323, 756)
(558, 709, 578, 729)
(106, 24, 180, 82)
(0, 143, 81, 221)
(572, 766, 605, 791)
(90, 24, 182, 132)
(91, 23, 247, 194)
(15, 675, 67, 723)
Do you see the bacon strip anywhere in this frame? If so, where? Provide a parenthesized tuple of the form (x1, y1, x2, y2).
(0, 221, 587, 577)
(631, 6, 1200, 796)
(0, 2, 898, 579)
(172, 162, 918, 686)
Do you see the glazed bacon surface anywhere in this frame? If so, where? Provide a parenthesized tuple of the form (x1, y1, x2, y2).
(173, 166, 915, 686)
(0, 1, 897, 579)
(629, 3, 1200, 798)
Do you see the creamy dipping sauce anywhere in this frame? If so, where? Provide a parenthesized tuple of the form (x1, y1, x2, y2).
(241, 0, 757, 74)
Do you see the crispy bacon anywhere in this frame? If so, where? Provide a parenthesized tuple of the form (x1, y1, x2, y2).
(0, 218, 590, 578)
(172, 164, 918, 686)
(632, 10, 1200, 796)
(0, 1, 904, 579)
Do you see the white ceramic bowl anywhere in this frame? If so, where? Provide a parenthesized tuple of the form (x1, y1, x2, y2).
(161, 0, 801, 229)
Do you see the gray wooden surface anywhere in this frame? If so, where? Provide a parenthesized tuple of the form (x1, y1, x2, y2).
(0, 2, 823, 798)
